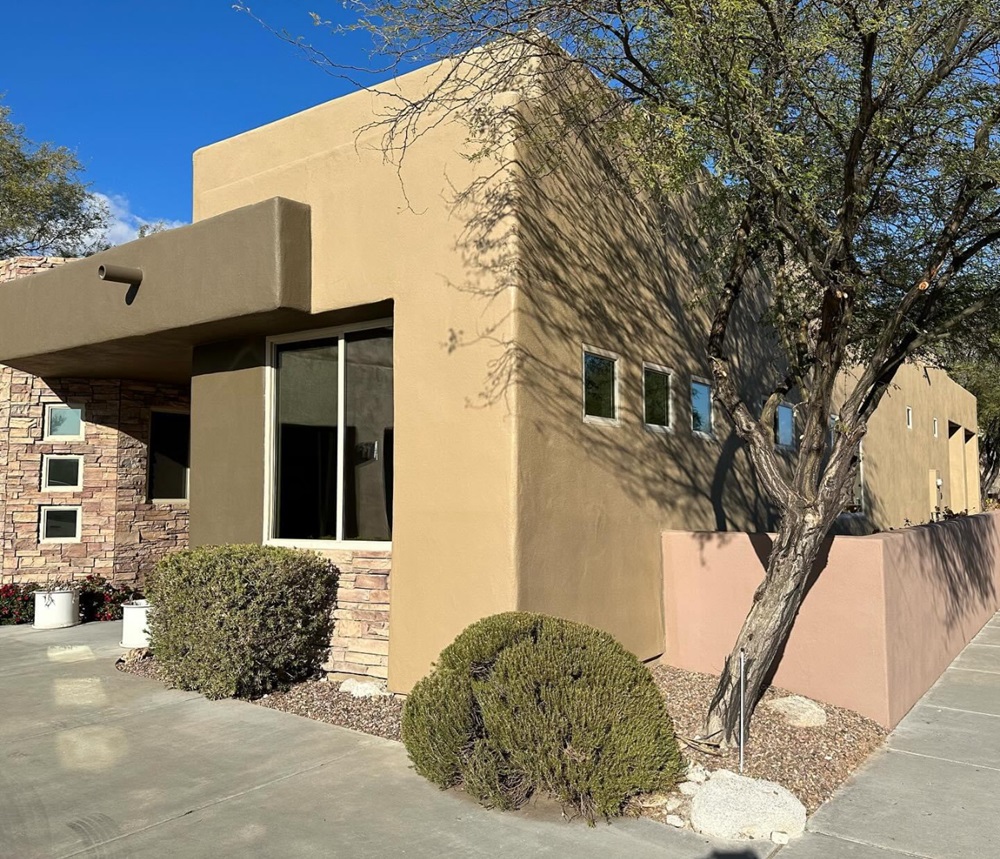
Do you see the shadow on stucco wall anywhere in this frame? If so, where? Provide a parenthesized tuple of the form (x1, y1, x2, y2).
(435, 72, 784, 534)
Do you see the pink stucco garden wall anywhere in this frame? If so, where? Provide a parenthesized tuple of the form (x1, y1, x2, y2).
(662, 513, 1000, 728)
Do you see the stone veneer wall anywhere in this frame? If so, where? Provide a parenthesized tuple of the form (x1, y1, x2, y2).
(0, 257, 190, 585)
(319, 549, 391, 680)
(0, 370, 190, 584)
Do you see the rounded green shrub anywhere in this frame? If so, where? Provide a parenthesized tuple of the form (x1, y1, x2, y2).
(402, 612, 682, 822)
(146, 545, 338, 700)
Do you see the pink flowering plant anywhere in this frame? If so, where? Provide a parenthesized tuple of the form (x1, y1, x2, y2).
(0, 581, 40, 625)
(0, 575, 140, 624)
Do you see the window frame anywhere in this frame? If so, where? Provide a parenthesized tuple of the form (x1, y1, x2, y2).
(263, 319, 394, 550)
(642, 362, 674, 433)
(775, 402, 796, 450)
(43, 403, 86, 442)
(41, 454, 84, 492)
(147, 408, 191, 504)
(690, 376, 715, 439)
(39, 505, 82, 544)
(581, 345, 621, 427)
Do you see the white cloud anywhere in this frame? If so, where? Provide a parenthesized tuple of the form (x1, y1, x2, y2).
(90, 192, 187, 246)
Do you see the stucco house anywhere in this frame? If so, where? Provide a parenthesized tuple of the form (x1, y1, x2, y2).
(0, 58, 982, 693)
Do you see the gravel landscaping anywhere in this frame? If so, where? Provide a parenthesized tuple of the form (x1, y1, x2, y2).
(118, 653, 885, 814)
(651, 664, 887, 813)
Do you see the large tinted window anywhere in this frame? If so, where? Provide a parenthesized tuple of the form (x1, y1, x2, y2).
(273, 327, 393, 542)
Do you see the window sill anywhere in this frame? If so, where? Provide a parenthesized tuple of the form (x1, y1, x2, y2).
(583, 415, 621, 428)
(644, 423, 674, 435)
(266, 538, 392, 552)
(150, 498, 189, 506)
(692, 430, 717, 442)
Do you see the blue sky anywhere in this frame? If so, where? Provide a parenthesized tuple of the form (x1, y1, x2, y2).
(3, 2, 394, 241)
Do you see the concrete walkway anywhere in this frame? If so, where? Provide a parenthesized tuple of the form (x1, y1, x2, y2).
(0, 621, 770, 859)
(7, 617, 999, 858)
(780, 611, 1000, 858)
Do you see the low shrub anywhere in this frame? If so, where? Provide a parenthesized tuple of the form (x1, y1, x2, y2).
(402, 612, 682, 822)
(146, 545, 338, 699)
(0, 582, 39, 625)
(78, 575, 141, 622)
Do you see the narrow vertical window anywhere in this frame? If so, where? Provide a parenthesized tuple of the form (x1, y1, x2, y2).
(691, 379, 713, 435)
(149, 412, 191, 501)
(582, 348, 618, 423)
(933, 417, 939, 438)
(643, 364, 672, 429)
(776, 403, 795, 448)
(906, 406, 913, 429)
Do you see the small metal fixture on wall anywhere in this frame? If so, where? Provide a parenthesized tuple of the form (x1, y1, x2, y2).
(97, 264, 143, 304)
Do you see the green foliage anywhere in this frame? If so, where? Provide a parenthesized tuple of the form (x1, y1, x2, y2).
(145, 545, 338, 700)
(0, 100, 108, 258)
(0, 582, 39, 625)
(402, 612, 682, 822)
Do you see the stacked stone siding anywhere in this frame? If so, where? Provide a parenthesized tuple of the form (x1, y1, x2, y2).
(1, 256, 388, 682)
(0, 370, 190, 585)
(0, 257, 190, 586)
(319, 549, 392, 680)
(0, 256, 69, 281)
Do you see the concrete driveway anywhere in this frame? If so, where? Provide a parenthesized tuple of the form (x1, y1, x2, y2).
(0, 621, 771, 859)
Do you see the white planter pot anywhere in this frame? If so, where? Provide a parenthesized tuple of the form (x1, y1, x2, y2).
(33, 589, 80, 629)
(120, 600, 151, 648)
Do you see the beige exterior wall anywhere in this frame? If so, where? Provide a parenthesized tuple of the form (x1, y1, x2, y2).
(509, 100, 781, 661)
(663, 514, 1000, 728)
(837, 363, 981, 531)
(192, 66, 521, 691)
(190, 64, 791, 687)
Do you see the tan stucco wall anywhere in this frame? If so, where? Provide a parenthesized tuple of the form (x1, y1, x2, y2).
(189, 338, 268, 547)
(663, 514, 1000, 728)
(509, 100, 783, 661)
(192, 65, 521, 691)
(837, 363, 981, 531)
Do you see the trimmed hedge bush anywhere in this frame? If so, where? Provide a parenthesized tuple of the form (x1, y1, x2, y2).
(402, 612, 682, 822)
(146, 545, 338, 699)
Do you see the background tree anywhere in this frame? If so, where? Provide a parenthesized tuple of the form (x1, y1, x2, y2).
(943, 337, 1000, 502)
(0, 100, 108, 258)
(261, 0, 1000, 743)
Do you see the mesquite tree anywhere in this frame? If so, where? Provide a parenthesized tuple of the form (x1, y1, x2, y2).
(259, 0, 1000, 743)
(0, 101, 108, 258)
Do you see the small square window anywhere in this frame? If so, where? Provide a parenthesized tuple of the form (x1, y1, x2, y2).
(39, 507, 81, 543)
(691, 379, 713, 435)
(583, 348, 618, 423)
(643, 364, 672, 429)
(44, 404, 84, 440)
(776, 403, 795, 448)
(42, 455, 83, 491)
(906, 406, 913, 429)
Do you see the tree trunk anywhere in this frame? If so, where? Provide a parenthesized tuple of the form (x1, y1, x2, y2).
(702, 511, 829, 745)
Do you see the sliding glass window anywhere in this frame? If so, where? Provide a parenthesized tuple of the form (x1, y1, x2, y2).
(272, 325, 393, 543)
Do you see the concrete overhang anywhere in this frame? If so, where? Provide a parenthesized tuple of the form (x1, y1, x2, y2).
(0, 197, 313, 383)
